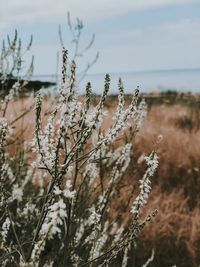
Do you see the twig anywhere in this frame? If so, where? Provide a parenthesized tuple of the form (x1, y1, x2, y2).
(7, 208, 26, 262)
(10, 104, 34, 126)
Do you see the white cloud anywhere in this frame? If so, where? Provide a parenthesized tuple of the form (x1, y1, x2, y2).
(0, 0, 197, 32)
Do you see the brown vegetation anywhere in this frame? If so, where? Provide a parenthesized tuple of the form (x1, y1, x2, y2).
(4, 94, 200, 266)
(131, 103, 200, 267)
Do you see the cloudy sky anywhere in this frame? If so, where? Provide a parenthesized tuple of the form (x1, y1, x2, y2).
(0, 0, 200, 75)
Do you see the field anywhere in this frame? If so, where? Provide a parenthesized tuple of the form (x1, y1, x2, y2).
(2, 91, 200, 266)
(1, 9, 199, 266)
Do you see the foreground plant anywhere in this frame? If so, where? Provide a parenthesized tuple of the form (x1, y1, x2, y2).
(0, 45, 159, 267)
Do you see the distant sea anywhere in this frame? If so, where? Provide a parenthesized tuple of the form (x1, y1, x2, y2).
(32, 68, 200, 94)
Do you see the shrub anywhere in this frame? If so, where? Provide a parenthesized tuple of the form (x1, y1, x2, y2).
(0, 34, 159, 266)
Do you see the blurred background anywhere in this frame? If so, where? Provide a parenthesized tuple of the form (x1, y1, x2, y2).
(1, 1, 200, 266)
(1, 0, 200, 93)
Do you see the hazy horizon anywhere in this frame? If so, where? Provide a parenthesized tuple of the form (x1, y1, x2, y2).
(32, 66, 200, 77)
(31, 68, 200, 94)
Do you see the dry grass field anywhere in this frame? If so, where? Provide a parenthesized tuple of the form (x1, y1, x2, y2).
(2, 93, 200, 266)
(133, 103, 200, 267)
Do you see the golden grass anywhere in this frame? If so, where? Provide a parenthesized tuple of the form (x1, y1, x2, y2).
(3, 95, 200, 266)
(132, 104, 200, 266)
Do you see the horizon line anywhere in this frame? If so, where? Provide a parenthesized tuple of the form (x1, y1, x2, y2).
(32, 67, 200, 77)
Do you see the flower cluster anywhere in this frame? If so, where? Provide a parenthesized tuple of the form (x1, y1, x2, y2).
(131, 151, 159, 216)
(1, 217, 10, 243)
(0, 42, 159, 267)
(30, 198, 67, 264)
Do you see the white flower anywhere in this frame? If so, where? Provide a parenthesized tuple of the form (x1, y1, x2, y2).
(89, 221, 108, 260)
(88, 206, 101, 226)
(1, 218, 10, 243)
(63, 180, 76, 199)
(135, 99, 147, 131)
(74, 221, 85, 245)
(10, 184, 23, 202)
(131, 151, 159, 215)
(40, 198, 67, 240)
(54, 186, 62, 196)
(21, 203, 36, 217)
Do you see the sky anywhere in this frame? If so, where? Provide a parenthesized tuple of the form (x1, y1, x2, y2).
(0, 0, 200, 75)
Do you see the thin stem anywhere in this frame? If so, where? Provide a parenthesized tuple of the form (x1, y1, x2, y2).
(63, 149, 79, 266)
(7, 208, 26, 262)
(26, 178, 55, 261)
(10, 104, 34, 126)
